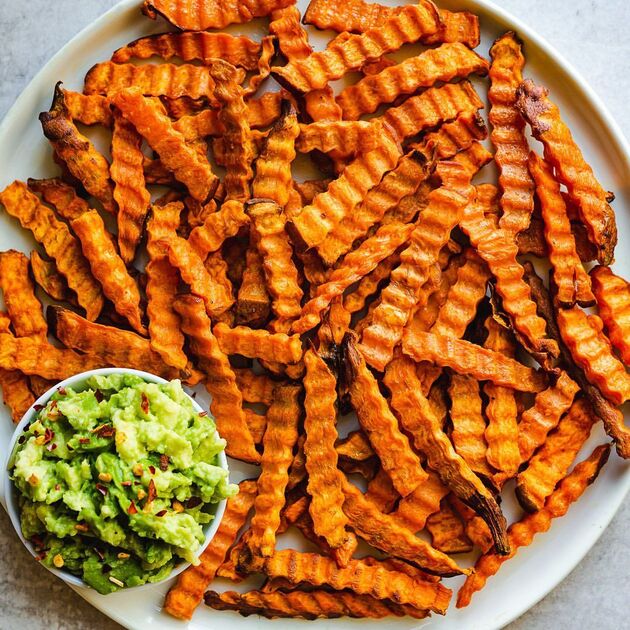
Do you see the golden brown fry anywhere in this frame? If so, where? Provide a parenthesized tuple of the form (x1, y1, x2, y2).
(0, 365, 35, 423)
(30, 251, 70, 303)
(516, 79, 617, 264)
(457, 444, 611, 608)
(164, 479, 257, 620)
(296, 121, 380, 157)
(335, 430, 374, 462)
(27, 177, 89, 221)
(244, 35, 275, 96)
(249, 384, 301, 557)
(0, 181, 104, 321)
(426, 500, 473, 554)
(364, 468, 398, 513)
(71, 210, 146, 335)
(236, 247, 271, 327)
(111, 88, 217, 202)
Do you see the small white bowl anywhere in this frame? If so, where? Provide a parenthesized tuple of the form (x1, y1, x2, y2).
(1, 367, 228, 592)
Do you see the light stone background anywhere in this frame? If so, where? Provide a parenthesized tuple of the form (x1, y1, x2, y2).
(0, 0, 628, 628)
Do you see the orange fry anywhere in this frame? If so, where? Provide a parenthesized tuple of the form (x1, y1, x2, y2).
(0, 364, 35, 423)
(391, 472, 448, 535)
(335, 430, 374, 462)
(343, 253, 399, 314)
(426, 500, 473, 554)
(164, 479, 257, 620)
(30, 251, 70, 303)
(236, 247, 271, 327)
(27, 177, 89, 221)
(63, 91, 112, 126)
(296, 121, 380, 157)
(364, 468, 398, 513)
(457, 444, 610, 608)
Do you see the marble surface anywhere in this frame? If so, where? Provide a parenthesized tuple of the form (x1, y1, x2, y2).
(0, 0, 628, 628)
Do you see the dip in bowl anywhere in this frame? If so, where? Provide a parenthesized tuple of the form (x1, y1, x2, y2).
(3, 368, 234, 594)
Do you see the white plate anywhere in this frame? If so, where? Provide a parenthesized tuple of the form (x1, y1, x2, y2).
(0, 1, 628, 629)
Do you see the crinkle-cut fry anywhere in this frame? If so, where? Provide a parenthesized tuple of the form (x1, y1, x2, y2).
(384, 356, 509, 554)
(459, 185, 558, 358)
(0, 250, 47, 339)
(142, 0, 294, 30)
(234, 369, 276, 406)
(380, 179, 431, 226)
(244, 35, 275, 97)
(0, 365, 35, 423)
(214, 322, 302, 364)
(30, 251, 70, 303)
(448, 374, 493, 479)
(244, 409, 267, 445)
(236, 247, 271, 327)
(518, 371, 580, 465)
(590, 265, 630, 366)
(272, 3, 440, 94)
(337, 43, 488, 121)
(489, 32, 535, 237)
(63, 92, 112, 126)
(382, 81, 484, 143)
(336, 430, 374, 462)
(343, 335, 425, 498)
(318, 150, 431, 265)
(364, 468, 399, 513)
(293, 129, 402, 250)
(294, 179, 331, 205)
(404, 330, 546, 393)
(143, 157, 177, 186)
(71, 210, 146, 336)
(286, 433, 307, 491)
(0, 181, 104, 321)
(457, 444, 611, 608)
(39, 84, 116, 214)
(204, 588, 429, 620)
(516, 80, 617, 265)
(516, 398, 596, 513)
(110, 111, 150, 264)
(450, 141, 493, 178)
(48, 307, 181, 380)
(112, 31, 262, 69)
(26, 177, 89, 222)
(344, 253, 399, 314)
(293, 222, 414, 334)
(359, 162, 474, 371)
(253, 107, 300, 207)
(361, 55, 396, 76)
(341, 481, 463, 576)
(188, 200, 249, 260)
(296, 121, 380, 157)
(270, 3, 312, 62)
(556, 305, 630, 405)
(204, 252, 235, 324)
(426, 499, 473, 554)
(242, 549, 452, 614)
(111, 88, 217, 202)
(174, 295, 259, 464)
(449, 497, 494, 554)
(529, 152, 595, 306)
(249, 384, 301, 557)
(482, 318, 520, 478)
(164, 479, 257, 620)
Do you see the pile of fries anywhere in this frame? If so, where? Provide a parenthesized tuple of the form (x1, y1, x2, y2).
(0, 0, 627, 620)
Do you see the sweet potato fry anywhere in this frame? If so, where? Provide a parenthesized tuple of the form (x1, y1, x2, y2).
(244, 35, 275, 97)
(337, 43, 488, 120)
(457, 444, 610, 607)
(296, 121, 379, 157)
(164, 479, 257, 620)
(426, 500, 473, 554)
(71, 210, 146, 335)
(0, 364, 35, 423)
(271, 3, 440, 94)
(0, 181, 104, 321)
(517, 398, 596, 512)
(204, 251, 235, 324)
(343, 335, 425, 497)
(364, 468, 398, 513)
(236, 247, 271, 327)
(248, 384, 301, 557)
(449, 497, 494, 554)
(63, 91, 112, 126)
(111, 88, 217, 202)
(336, 430, 374, 462)
(27, 177, 89, 221)
(269, 3, 312, 61)
(590, 265, 630, 366)
(343, 253, 399, 315)
(30, 251, 70, 303)
(39, 84, 116, 214)
(516, 79, 617, 264)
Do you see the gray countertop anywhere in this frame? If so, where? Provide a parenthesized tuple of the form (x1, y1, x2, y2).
(0, 0, 628, 628)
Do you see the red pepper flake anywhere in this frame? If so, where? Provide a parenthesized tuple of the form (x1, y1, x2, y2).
(148, 465, 156, 475)
(43, 428, 55, 445)
(79, 438, 91, 445)
(75, 523, 89, 532)
(96, 424, 115, 438)
(127, 501, 138, 515)
(31, 534, 45, 549)
(33, 404, 44, 412)
(156, 510, 167, 517)
(94, 389, 104, 403)
(141, 393, 149, 414)
(46, 443, 57, 452)
(147, 479, 157, 504)
(186, 496, 202, 509)
(36, 552, 47, 562)
(121, 481, 132, 487)
(57, 387, 67, 396)
(159, 455, 169, 471)
(49, 400, 58, 410)
(54, 484, 61, 491)
(96, 483, 108, 496)
(198, 411, 208, 417)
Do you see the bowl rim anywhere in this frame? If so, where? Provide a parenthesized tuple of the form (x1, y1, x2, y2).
(2, 367, 229, 592)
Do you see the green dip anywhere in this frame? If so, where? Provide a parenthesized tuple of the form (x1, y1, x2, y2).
(9, 373, 236, 594)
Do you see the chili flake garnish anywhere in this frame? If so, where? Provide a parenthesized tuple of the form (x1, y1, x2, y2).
(141, 392, 149, 414)
(121, 480, 132, 487)
(147, 479, 157, 503)
(156, 510, 167, 517)
(94, 389, 104, 402)
(33, 404, 44, 411)
(159, 454, 169, 471)
(127, 501, 138, 515)
(57, 386, 67, 396)
(79, 437, 91, 444)
(96, 483, 108, 496)
(198, 410, 208, 417)
(148, 465, 156, 475)
(186, 496, 202, 509)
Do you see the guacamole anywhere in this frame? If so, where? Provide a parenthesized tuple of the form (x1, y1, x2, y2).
(9, 374, 236, 594)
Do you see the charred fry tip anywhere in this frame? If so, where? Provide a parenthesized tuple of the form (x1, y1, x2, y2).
(515, 79, 551, 135)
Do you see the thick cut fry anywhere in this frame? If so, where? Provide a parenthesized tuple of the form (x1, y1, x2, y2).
(516, 398, 596, 512)
(426, 500, 473, 554)
(0, 181, 104, 321)
(249, 384, 301, 557)
(489, 33, 534, 236)
(174, 295, 260, 464)
(214, 322, 302, 364)
(516, 80, 617, 264)
(142, 0, 294, 30)
(556, 305, 630, 405)
(71, 210, 146, 335)
(110, 111, 151, 264)
(241, 550, 451, 614)
(39, 84, 116, 214)
(529, 152, 594, 306)
(296, 121, 380, 157)
(385, 356, 509, 554)
(359, 162, 474, 371)
(337, 43, 488, 120)
(403, 330, 546, 392)
(164, 479, 257, 620)
(343, 336, 425, 497)
(293, 222, 414, 334)
(341, 482, 463, 576)
(27, 177, 89, 221)
(590, 265, 630, 366)
(63, 92, 112, 126)
(271, 4, 440, 94)
(293, 129, 402, 250)
(113, 31, 262, 69)
(30, 251, 69, 303)
(111, 88, 217, 202)
(457, 444, 610, 608)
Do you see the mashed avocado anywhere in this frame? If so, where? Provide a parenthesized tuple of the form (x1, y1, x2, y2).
(9, 374, 236, 594)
